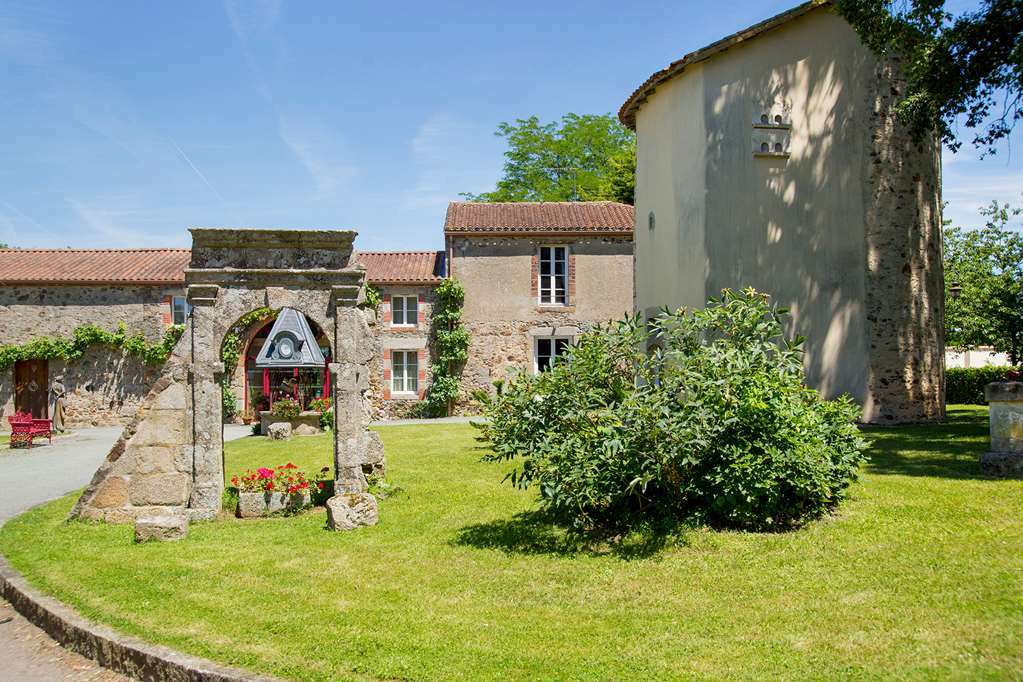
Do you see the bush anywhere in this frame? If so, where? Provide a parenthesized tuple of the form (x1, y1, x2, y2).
(271, 398, 300, 420)
(946, 365, 1020, 404)
(475, 289, 868, 532)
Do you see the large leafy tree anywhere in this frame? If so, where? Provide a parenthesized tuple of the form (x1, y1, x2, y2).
(836, 0, 1023, 153)
(944, 201, 1023, 363)
(463, 113, 635, 203)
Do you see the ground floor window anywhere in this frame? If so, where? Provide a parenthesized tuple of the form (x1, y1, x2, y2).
(391, 350, 419, 395)
(534, 337, 570, 373)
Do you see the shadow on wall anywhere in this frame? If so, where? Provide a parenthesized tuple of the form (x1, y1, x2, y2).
(699, 27, 941, 421)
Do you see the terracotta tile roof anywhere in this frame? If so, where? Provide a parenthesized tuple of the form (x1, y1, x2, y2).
(619, 1, 828, 129)
(0, 248, 446, 287)
(0, 248, 190, 285)
(355, 251, 445, 285)
(444, 201, 634, 235)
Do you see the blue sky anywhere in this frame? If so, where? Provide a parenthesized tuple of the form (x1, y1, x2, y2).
(1, 0, 1018, 251)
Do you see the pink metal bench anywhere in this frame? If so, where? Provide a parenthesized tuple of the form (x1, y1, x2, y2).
(7, 412, 52, 447)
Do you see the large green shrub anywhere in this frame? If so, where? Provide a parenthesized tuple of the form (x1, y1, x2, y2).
(475, 289, 868, 532)
(946, 365, 1020, 404)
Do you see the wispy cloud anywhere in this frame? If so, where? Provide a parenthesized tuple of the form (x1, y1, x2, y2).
(66, 197, 184, 247)
(223, 0, 281, 103)
(406, 112, 502, 209)
(278, 115, 358, 199)
(171, 139, 228, 205)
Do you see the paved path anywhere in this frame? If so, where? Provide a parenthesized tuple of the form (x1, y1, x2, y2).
(0, 424, 251, 681)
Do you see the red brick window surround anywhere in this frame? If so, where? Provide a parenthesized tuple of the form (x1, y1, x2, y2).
(390, 349, 420, 398)
(537, 246, 569, 306)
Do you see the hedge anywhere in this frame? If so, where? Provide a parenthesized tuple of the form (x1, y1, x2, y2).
(946, 366, 1020, 404)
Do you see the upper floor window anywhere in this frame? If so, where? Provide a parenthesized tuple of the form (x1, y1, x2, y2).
(171, 296, 191, 325)
(538, 246, 568, 305)
(391, 295, 418, 327)
(534, 336, 570, 373)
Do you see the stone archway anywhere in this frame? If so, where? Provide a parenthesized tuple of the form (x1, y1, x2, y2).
(70, 228, 383, 524)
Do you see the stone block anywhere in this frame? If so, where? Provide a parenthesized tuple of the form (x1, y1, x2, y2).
(129, 473, 189, 506)
(979, 451, 1023, 478)
(131, 409, 187, 447)
(151, 381, 186, 410)
(133, 446, 179, 474)
(134, 515, 188, 543)
(91, 476, 129, 509)
(293, 423, 321, 436)
(268, 422, 292, 440)
(326, 492, 378, 531)
(189, 483, 223, 511)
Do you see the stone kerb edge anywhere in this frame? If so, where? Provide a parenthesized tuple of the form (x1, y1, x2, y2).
(0, 554, 280, 682)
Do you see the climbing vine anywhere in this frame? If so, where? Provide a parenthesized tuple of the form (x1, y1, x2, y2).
(362, 284, 382, 312)
(220, 307, 278, 421)
(0, 323, 184, 371)
(423, 278, 469, 417)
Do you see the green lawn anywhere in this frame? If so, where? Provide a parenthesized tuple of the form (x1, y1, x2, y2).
(1, 406, 1020, 680)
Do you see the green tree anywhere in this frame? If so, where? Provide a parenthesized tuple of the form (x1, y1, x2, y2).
(944, 201, 1023, 363)
(0, 243, 9, 249)
(463, 113, 635, 203)
(836, 0, 1023, 154)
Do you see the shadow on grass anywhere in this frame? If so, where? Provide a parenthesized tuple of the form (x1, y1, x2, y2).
(453, 509, 682, 560)
(862, 406, 991, 480)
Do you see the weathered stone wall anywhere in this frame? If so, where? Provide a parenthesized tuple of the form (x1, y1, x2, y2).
(861, 57, 945, 423)
(0, 285, 178, 342)
(450, 235, 633, 406)
(0, 285, 184, 431)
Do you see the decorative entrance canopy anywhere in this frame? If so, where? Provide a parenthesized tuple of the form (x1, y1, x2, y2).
(255, 308, 325, 368)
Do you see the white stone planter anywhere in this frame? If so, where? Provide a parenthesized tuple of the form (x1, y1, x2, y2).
(236, 490, 312, 518)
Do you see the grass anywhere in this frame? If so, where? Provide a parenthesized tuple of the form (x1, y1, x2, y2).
(1, 406, 1021, 680)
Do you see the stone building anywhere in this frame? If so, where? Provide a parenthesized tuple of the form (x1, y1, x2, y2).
(445, 201, 634, 400)
(620, 0, 944, 423)
(0, 248, 190, 428)
(0, 202, 634, 428)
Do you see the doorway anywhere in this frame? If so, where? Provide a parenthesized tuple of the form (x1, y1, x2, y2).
(14, 359, 48, 418)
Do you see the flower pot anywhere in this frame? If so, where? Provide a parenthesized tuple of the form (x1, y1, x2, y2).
(236, 490, 312, 518)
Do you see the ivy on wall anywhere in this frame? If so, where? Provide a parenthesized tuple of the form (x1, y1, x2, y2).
(362, 284, 382, 312)
(0, 323, 184, 372)
(220, 307, 278, 421)
(423, 278, 469, 417)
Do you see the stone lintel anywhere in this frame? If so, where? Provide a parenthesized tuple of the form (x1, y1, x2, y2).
(985, 381, 1023, 403)
(184, 268, 363, 287)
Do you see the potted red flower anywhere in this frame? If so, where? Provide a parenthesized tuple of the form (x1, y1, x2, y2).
(232, 463, 324, 517)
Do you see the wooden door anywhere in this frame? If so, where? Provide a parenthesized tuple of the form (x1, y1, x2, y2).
(14, 359, 48, 418)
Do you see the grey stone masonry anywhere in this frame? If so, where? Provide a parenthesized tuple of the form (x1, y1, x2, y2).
(981, 382, 1023, 478)
(70, 228, 383, 523)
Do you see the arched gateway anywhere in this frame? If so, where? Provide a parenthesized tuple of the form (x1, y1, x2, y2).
(70, 228, 383, 526)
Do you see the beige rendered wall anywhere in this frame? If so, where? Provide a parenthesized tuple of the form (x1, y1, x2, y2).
(633, 7, 943, 421)
(449, 235, 633, 400)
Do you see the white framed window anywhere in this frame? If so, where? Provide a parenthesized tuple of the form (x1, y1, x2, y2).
(534, 337, 570, 373)
(391, 295, 419, 327)
(391, 350, 419, 395)
(171, 296, 191, 325)
(538, 246, 568, 305)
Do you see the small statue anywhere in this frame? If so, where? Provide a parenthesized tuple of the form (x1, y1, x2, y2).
(49, 376, 67, 432)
